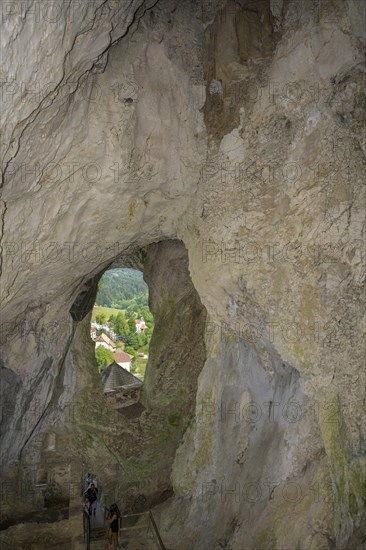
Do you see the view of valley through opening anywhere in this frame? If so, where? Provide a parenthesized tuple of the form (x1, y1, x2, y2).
(0, 1, 365, 549)
(92, 268, 153, 383)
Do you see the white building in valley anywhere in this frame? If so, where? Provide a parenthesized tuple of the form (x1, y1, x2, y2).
(135, 317, 147, 333)
(113, 349, 134, 371)
(95, 333, 116, 352)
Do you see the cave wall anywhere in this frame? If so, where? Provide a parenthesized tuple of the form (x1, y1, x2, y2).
(0, 0, 365, 548)
(142, 240, 207, 411)
(166, 1, 365, 547)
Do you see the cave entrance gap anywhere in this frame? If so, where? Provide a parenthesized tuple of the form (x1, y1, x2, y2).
(92, 267, 153, 385)
(69, 239, 207, 512)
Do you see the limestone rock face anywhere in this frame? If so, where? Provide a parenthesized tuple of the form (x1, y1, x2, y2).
(142, 240, 207, 411)
(0, 0, 365, 549)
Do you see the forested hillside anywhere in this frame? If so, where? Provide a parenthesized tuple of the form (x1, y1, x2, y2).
(96, 268, 148, 309)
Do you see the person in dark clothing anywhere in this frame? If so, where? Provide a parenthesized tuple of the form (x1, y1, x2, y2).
(107, 503, 121, 550)
(85, 483, 98, 516)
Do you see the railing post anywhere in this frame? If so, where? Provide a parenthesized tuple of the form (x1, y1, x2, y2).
(149, 511, 166, 550)
(83, 510, 90, 550)
(87, 512, 90, 550)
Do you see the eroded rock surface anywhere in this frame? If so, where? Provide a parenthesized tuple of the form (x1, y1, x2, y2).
(0, 0, 365, 548)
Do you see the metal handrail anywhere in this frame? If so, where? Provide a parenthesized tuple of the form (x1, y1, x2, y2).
(83, 509, 91, 550)
(117, 510, 166, 550)
(83, 472, 165, 550)
(121, 511, 149, 518)
(149, 510, 166, 550)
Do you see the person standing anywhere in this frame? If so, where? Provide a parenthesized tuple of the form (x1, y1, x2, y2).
(107, 503, 121, 550)
(83, 497, 91, 516)
(86, 483, 98, 516)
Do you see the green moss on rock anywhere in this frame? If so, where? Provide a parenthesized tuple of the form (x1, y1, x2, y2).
(318, 392, 366, 525)
(253, 527, 277, 549)
(168, 413, 181, 427)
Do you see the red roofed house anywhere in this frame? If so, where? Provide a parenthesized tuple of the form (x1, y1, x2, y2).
(114, 349, 134, 371)
(95, 333, 116, 352)
(135, 317, 147, 333)
(90, 326, 97, 341)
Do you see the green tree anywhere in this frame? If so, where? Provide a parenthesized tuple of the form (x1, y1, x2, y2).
(138, 306, 153, 324)
(128, 332, 144, 350)
(125, 346, 137, 359)
(115, 311, 130, 338)
(108, 311, 130, 338)
(96, 313, 106, 325)
(127, 315, 137, 333)
(145, 326, 153, 338)
(142, 329, 152, 346)
(96, 328, 110, 337)
(97, 278, 104, 292)
(96, 268, 147, 306)
(95, 346, 114, 371)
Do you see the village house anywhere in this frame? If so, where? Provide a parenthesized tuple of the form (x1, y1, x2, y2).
(135, 317, 147, 333)
(90, 326, 97, 340)
(95, 333, 116, 352)
(113, 349, 134, 371)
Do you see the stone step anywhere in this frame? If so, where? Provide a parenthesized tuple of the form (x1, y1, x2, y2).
(89, 533, 160, 549)
(91, 527, 108, 540)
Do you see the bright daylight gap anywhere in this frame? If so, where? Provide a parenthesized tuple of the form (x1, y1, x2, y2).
(90, 268, 153, 387)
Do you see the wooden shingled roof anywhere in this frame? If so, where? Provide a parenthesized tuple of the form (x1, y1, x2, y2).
(101, 361, 142, 393)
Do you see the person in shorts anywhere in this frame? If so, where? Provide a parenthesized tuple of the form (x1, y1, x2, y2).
(107, 503, 121, 550)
